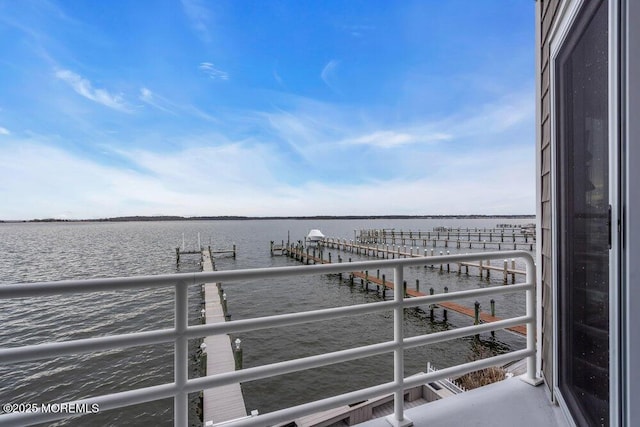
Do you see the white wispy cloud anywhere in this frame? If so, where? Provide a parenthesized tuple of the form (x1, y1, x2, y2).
(55, 69, 130, 112)
(349, 131, 414, 147)
(199, 62, 229, 80)
(262, 105, 345, 162)
(344, 130, 452, 148)
(139, 87, 177, 114)
(272, 165, 533, 216)
(320, 59, 340, 91)
(182, 0, 212, 43)
(449, 90, 534, 137)
(0, 135, 285, 219)
(0, 136, 534, 220)
(258, 88, 533, 185)
(139, 87, 153, 101)
(138, 87, 218, 122)
(186, 106, 219, 123)
(120, 142, 281, 192)
(0, 127, 10, 135)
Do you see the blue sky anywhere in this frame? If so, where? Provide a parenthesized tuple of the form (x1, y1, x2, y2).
(0, 0, 535, 220)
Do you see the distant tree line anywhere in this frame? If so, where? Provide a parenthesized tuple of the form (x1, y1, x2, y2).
(1, 214, 535, 223)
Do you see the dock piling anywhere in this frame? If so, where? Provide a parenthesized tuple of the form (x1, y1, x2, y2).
(429, 287, 434, 319)
(234, 338, 243, 370)
(222, 292, 228, 316)
(199, 343, 208, 375)
(443, 287, 448, 320)
(503, 259, 508, 284)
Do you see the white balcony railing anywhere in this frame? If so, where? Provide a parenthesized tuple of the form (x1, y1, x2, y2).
(0, 250, 537, 427)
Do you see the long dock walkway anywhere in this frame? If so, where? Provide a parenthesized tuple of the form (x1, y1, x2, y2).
(320, 239, 526, 280)
(357, 227, 535, 249)
(286, 246, 526, 336)
(201, 250, 247, 425)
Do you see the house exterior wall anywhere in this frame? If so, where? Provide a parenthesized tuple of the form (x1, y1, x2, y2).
(538, 0, 562, 393)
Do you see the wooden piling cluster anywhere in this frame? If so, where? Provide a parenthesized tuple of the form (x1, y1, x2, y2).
(457, 259, 523, 284)
(282, 243, 526, 336)
(210, 244, 236, 258)
(317, 238, 526, 283)
(355, 227, 535, 251)
(270, 240, 288, 256)
(175, 248, 203, 268)
(177, 244, 236, 268)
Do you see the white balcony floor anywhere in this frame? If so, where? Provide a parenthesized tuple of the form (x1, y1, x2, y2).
(356, 376, 570, 427)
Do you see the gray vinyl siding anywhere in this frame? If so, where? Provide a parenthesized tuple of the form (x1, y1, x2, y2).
(538, 0, 562, 393)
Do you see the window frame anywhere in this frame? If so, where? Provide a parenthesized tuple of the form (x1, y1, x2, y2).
(548, 0, 622, 425)
(622, 1, 640, 425)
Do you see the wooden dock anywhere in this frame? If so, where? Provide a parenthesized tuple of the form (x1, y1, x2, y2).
(354, 227, 535, 251)
(270, 240, 288, 256)
(285, 246, 526, 336)
(201, 249, 247, 425)
(176, 244, 236, 268)
(357, 226, 535, 244)
(318, 239, 526, 282)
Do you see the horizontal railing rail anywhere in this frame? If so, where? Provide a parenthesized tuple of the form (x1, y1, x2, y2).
(0, 250, 537, 427)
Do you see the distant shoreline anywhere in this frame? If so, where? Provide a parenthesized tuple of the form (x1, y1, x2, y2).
(0, 214, 535, 223)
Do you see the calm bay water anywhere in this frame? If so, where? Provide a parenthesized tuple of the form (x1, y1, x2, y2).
(0, 218, 533, 425)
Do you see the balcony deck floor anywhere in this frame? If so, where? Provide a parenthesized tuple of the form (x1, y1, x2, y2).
(355, 376, 570, 427)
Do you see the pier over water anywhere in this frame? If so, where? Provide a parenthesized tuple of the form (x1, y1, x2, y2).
(201, 249, 247, 425)
(283, 242, 527, 336)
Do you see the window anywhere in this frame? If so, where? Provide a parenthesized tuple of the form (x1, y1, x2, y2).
(555, 0, 610, 425)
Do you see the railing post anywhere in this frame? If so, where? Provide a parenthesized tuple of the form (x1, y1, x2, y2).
(387, 265, 412, 427)
(522, 254, 541, 386)
(526, 258, 536, 381)
(175, 282, 188, 427)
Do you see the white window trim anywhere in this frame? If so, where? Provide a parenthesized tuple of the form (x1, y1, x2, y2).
(549, 3, 584, 424)
(623, 2, 640, 425)
(608, 2, 621, 427)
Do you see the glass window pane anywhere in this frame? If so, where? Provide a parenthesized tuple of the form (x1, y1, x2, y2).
(556, 0, 609, 425)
